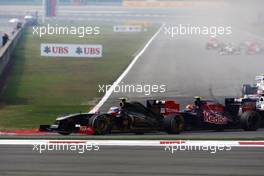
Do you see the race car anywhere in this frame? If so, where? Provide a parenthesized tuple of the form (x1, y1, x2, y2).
(245, 41, 264, 55)
(181, 96, 262, 131)
(206, 37, 222, 50)
(242, 74, 264, 96)
(218, 43, 241, 55)
(40, 98, 184, 135)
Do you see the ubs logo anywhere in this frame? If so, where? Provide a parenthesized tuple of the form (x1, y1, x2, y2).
(44, 46, 69, 54)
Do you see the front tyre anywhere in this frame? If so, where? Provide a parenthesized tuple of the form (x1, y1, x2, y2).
(89, 114, 112, 135)
(163, 115, 184, 134)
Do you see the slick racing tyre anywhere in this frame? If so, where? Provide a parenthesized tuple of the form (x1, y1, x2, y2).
(163, 115, 184, 134)
(240, 111, 261, 131)
(89, 114, 112, 135)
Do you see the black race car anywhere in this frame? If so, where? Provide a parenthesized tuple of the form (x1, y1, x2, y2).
(40, 99, 184, 135)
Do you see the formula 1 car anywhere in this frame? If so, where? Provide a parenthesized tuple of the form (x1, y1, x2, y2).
(40, 99, 184, 135)
(218, 43, 241, 55)
(180, 96, 262, 131)
(206, 37, 222, 50)
(242, 74, 264, 96)
(245, 41, 264, 55)
(239, 40, 264, 55)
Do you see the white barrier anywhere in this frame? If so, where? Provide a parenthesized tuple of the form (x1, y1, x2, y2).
(0, 25, 24, 88)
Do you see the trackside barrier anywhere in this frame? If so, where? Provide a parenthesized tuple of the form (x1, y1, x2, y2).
(0, 24, 24, 91)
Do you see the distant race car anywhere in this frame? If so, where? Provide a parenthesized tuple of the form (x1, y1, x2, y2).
(242, 74, 264, 96)
(245, 41, 264, 55)
(40, 98, 184, 135)
(218, 43, 241, 55)
(206, 37, 222, 50)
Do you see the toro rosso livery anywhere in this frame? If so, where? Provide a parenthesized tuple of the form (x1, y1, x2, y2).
(181, 96, 261, 131)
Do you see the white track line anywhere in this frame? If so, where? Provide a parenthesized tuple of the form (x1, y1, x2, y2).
(89, 23, 165, 113)
(0, 140, 264, 147)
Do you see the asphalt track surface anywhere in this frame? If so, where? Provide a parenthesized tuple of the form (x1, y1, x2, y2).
(1, 129, 264, 140)
(0, 145, 263, 176)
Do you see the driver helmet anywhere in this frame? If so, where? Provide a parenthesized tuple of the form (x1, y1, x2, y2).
(186, 104, 195, 112)
(194, 96, 202, 107)
(119, 97, 128, 108)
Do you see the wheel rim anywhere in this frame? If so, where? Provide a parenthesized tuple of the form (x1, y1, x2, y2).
(94, 116, 110, 134)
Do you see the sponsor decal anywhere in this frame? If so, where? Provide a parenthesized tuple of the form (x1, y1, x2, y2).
(165, 107, 178, 113)
(203, 111, 228, 125)
(41, 43, 102, 57)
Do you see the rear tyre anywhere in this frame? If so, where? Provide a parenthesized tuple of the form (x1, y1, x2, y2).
(163, 115, 184, 134)
(240, 111, 261, 131)
(89, 114, 112, 135)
